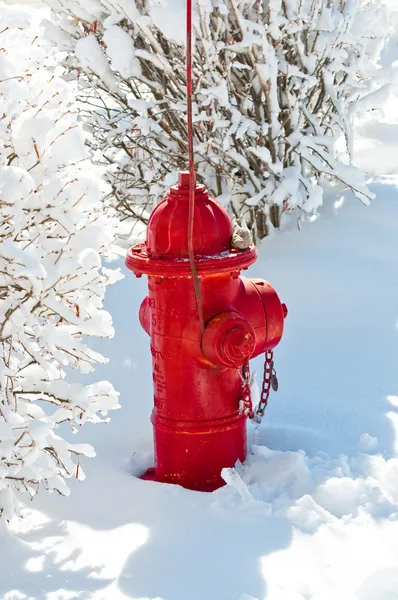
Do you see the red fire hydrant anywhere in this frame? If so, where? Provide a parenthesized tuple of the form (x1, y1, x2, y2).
(126, 172, 286, 491)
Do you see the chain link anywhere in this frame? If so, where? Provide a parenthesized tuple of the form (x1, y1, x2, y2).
(238, 359, 253, 418)
(252, 350, 274, 424)
(238, 350, 277, 424)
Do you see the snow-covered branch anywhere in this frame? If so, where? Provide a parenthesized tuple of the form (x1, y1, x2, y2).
(48, 0, 389, 241)
(0, 5, 121, 520)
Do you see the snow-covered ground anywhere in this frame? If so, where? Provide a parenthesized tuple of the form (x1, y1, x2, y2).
(4, 170, 398, 599)
(3, 4, 398, 600)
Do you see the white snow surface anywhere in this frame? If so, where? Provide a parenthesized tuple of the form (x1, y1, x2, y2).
(3, 2, 398, 600)
(4, 178, 398, 600)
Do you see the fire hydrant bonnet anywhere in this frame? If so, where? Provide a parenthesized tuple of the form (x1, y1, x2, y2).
(147, 171, 233, 259)
(126, 171, 258, 277)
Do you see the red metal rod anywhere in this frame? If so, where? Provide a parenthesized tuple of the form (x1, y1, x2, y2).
(186, 0, 205, 334)
(186, 0, 194, 180)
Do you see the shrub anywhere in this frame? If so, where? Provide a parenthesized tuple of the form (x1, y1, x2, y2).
(0, 4, 121, 519)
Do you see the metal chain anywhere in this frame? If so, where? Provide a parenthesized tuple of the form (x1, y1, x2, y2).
(238, 350, 278, 424)
(253, 350, 276, 424)
(238, 359, 253, 418)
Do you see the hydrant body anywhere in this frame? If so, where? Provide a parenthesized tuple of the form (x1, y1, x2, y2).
(126, 172, 286, 491)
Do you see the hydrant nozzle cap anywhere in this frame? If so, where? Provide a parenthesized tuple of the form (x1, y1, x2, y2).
(202, 312, 256, 367)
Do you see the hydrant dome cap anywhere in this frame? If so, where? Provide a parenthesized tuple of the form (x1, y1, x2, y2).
(146, 172, 234, 258)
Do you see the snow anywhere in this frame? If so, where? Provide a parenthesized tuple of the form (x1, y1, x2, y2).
(75, 35, 118, 92)
(1, 170, 398, 598)
(149, 0, 186, 45)
(3, 1, 398, 599)
(103, 25, 141, 79)
(0, 4, 122, 519)
(353, 3, 398, 177)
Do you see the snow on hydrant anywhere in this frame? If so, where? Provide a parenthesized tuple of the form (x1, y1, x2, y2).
(126, 171, 287, 491)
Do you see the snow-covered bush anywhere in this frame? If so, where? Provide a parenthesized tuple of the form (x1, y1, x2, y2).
(48, 0, 388, 241)
(0, 4, 121, 520)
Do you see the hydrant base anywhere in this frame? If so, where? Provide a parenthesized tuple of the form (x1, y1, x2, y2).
(140, 467, 157, 482)
(139, 466, 228, 492)
(147, 410, 246, 492)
